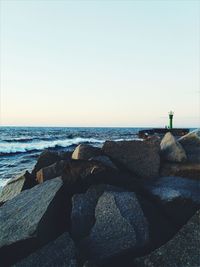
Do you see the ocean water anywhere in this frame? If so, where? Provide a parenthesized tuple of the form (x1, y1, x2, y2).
(0, 127, 143, 188)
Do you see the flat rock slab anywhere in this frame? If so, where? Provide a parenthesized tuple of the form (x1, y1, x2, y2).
(0, 177, 66, 265)
(14, 232, 77, 267)
(134, 210, 200, 267)
(160, 132, 187, 162)
(145, 176, 200, 226)
(81, 191, 149, 262)
(103, 140, 160, 179)
(71, 184, 124, 241)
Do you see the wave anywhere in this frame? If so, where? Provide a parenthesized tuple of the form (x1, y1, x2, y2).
(0, 137, 104, 155)
(3, 137, 35, 143)
(1, 134, 84, 143)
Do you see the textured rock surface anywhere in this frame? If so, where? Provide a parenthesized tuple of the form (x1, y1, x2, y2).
(160, 132, 187, 162)
(0, 175, 25, 203)
(71, 184, 124, 241)
(89, 155, 118, 170)
(0, 171, 37, 204)
(0, 177, 66, 266)
(179, 129, 200, 163)
(32, 150, 60, 176)
(103, 140, 160, 178)
(72, 144, 101, 160)
(80, 191, 149, 262)
(36, 160, 65, 183)
(145, 176, 200, 226)
(62, 160, 106, 181)
(134, 210, 200, 267)
(14, 232, 77, 267)
(160, 162, 200, 180)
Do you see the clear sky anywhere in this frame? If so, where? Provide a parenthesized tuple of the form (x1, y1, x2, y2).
(0, 0, 199, 127)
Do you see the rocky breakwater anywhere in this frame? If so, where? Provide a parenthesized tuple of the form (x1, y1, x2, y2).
(0, 129, 199, 267)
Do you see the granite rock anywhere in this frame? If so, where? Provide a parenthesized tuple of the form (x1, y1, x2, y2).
(179, 129, 200, 163)
(145, 176, 200, 226)
(71, 184, 124, 241)
(160, 132, 187, 162)
(0, 171, 37, 204)
(134, 210, 200, 267)
(36, 160, 66, 183)
(32, 150, 60, 176)
(80, 191, 149, 262)
(103, 140, 160, 179)
(160, 162, 200, 180)
(0, 177, 67, 266)
(72, 144, 101, 160)
(14, 232, 77, 267)
(89, 155, 118, 170)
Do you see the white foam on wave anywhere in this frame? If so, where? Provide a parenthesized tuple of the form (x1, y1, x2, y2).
(0, 137, 104, 154)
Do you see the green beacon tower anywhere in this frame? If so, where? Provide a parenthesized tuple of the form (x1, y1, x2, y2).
(169, 111, 174, 129)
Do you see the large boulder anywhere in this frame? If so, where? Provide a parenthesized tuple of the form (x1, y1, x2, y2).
(134, 210, 200, 267)
(160, 162, 200, 180)
(61, 159, 131, 189)
(80, 191, 149, 263)
(36, 161, 66, 183)
(0, 171, 36, 204)
(0, 177, 67, 266)
(179, 129, 200, 163)
(89, 155, 118, 170)
(71, 184, 124, 241)
(103, 140, 160, 179)
(61, 160, 108, 186)
(32, 150, 60, 176)
(144, 176, 200, 227)
(72, 144, 101, 160)
(14, 232, 77, 267)
(160, 132, 187, 162)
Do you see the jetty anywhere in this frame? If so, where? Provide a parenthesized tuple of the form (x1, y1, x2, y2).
(139, 111, 189, 139)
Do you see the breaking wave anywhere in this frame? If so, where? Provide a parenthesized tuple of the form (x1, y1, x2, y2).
(0, 137, 104, 155)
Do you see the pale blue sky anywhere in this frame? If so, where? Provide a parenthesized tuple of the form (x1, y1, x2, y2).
(0, 0, 199, 127)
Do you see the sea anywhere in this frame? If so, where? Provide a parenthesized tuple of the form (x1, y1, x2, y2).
(0, 127, 144, 190)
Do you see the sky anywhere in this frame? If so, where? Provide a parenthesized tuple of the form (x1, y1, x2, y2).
(0, 0, 199, 127)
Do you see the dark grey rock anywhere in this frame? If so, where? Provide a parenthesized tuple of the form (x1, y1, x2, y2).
(179, 129, 200, 163)
(134, 210, 200, 267)
(89, 155, 118, 170)
(0, 175, 25, 203)
(80, 191, 149, 262)
(72, 144, 101, 160)
(0, 171, 37, 204)
(0, 177, 67, 266)
(160, 162, 200, 180)
(14, 232, 77, 267)
(71, 184, 124, 241)
(102, 140, 160, 179)
(83, 261, 97, 267)
(160, 132, 187, 162)
(36, 160, 65, 183)
(61, 159, 131, 190)
(32, 150, 60, 176)
(145, 176, 200, 226)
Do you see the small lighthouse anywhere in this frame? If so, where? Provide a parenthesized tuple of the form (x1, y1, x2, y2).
(168, 111, 174, 129)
